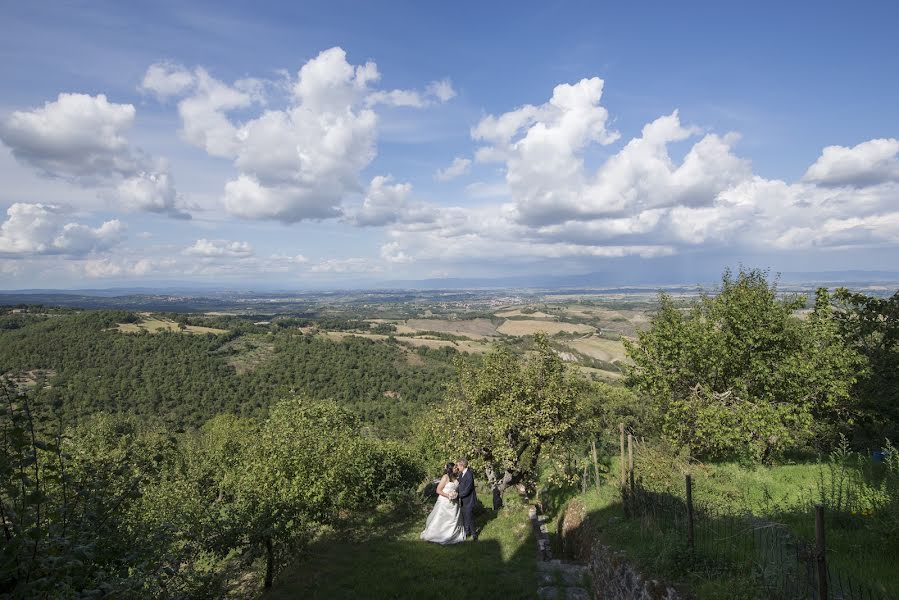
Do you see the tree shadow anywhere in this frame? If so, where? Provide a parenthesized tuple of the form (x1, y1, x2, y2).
(555, 485, 898, 600)
(269, 500, 539, 599)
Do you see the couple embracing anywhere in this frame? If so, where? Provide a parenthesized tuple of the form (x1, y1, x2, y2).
(419, 458, 477, 544)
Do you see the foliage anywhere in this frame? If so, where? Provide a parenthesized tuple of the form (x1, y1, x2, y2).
(424, 334, 586, 496)
(0, 384, 422, 597)
(0, 312, 454, 436)
(831, 288, 899, 444)
(624, 268, 864, 462)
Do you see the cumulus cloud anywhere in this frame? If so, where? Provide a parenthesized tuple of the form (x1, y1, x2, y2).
(374, 77, 899, 267)
(139, 62, 195, 100)
(0, 93, 187, 217)
(137, 51, 463, 229)
(142, 47, 454, 223)
(76, 257, 163, 279)
(802, 138, 899, 188)
(435, 157, 471, 182)
(0, 203, 124, 256)
(185, 238, 254, 257)
(347, 176, 437, 227)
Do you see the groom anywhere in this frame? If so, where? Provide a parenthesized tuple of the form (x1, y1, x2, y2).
(456, 458, 477, 540)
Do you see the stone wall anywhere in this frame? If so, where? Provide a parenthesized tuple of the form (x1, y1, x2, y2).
(556, 499, 684, 600)
(588, 542, 683, 600)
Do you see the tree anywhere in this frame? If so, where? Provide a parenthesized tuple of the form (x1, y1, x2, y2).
(229, 396, 421, 588)
(831, 288, 899, 444)
(426, 335, 585, 497)
(624, 268, 863, 462)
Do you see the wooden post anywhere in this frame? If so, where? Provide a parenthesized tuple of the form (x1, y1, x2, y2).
(686, 474, 695, 551)
(627, 433, 635, 493)
(581, 463, 589, 495)
(815, 504, 828, 600)
(619, 423, 626, 487)
(591, 440, 601, 493)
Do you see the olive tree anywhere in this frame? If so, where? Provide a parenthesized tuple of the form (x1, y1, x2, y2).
(427, 335, 585, 497)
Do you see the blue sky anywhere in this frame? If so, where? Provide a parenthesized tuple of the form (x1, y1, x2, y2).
(1, 0, 898, 288)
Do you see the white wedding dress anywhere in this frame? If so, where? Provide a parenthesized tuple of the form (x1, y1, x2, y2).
(420, 480, 466, 544)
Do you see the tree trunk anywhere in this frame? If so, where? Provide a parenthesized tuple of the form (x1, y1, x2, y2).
(264, 536, 274, 589)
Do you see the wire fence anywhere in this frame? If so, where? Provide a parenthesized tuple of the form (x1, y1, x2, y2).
(617, 430, 896, 600)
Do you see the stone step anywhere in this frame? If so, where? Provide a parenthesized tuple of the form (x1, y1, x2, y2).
(537, 586, 590, 600)
(537, 566, 588, 585)
(536, 559, 589, 577)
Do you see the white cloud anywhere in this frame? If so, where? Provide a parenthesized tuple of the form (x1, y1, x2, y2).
(375, 77, 899, 267)
(380, 241, 412, 263)
(269, 253, 309, 264)
(310, 257, 381, 273)
(803, 138, 899, 187)
(435, 157, 471, 181)
(366, 77, 456, 108)
(185, 238, 254, 257)
(143, 48, 454, 223)
(347, 176, 437, 227)
(0, 203, 123, 256)
(153, 48, 378, 222)
(0, 93, 136, 179)
(139, 62, 195, 100)
(426, 78, 456, 103)
(0, 93, 187, 218)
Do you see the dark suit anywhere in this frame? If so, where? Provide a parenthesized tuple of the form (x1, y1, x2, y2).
(457, 468, 477, 538)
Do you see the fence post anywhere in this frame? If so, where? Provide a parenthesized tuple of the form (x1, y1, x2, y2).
(686, 474, 695, 552)
(591, 440, 601, 493)
(627, 433, 635, 494)
(619, 423, 626, 488)
(815, 504, 828, 600)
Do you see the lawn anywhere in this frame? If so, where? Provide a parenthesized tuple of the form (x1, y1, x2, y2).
(270, 497, 538, 599)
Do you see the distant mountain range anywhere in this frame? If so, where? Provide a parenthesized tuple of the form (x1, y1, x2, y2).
(374, 270, 899, 290)
(1, 270, 897, 297)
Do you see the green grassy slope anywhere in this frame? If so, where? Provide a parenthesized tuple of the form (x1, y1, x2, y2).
(271, 500, 538, 599)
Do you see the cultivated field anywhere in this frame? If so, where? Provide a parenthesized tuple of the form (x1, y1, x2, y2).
(403, 318, 498, 339)
(496, 319, 594, 336)
(321, 331, 490, 354)
(560, 335, 629, 364)
(117, 316, 228, 335)
(494, 308, 556, 319)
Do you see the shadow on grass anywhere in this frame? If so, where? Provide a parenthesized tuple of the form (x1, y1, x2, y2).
(556, 485, 899, 600)
(269, 499, 538, 599)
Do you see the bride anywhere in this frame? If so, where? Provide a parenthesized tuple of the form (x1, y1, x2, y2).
(420, 462, 466, 544)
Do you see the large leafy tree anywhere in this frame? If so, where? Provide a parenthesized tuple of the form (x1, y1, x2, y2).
(831, 288, 899, 444)
(427, 335, 585, 496)
(624, 268, 863, 462)
(228, 397, 422, 588)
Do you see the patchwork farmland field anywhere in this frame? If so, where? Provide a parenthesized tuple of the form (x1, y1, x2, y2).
(117, 316, 228, 335)
(496, 319, 594, 336)
(560, 335, 629, 364)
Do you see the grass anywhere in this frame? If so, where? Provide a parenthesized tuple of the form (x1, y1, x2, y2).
(544, 455, 899, 599)
(270, 496, 538, 599)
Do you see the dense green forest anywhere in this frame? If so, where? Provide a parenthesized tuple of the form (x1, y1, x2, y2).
(0, 310, 454, 436)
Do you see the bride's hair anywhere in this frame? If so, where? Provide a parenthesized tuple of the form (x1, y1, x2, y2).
(443, 462, 457, 481)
